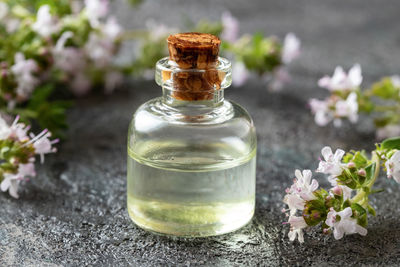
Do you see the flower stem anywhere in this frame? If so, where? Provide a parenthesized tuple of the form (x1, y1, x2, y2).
(374, 105, 399, 112)
(351, 152, 380, 204)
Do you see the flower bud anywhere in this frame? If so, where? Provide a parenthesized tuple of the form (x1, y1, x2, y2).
(347, 162, 356, 168)
(332, 185, 343, 196)
(358, 169, 366, 176)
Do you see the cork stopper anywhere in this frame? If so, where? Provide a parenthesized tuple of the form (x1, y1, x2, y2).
(167, 32, 221, 69)
(165, 33, 223, 101)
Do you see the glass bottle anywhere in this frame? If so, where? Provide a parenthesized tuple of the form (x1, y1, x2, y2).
(127, 33, 257, 237)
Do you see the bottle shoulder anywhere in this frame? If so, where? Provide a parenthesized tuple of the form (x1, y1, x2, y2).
(131, 97, 254, 127)
(128, 98, 256, 168)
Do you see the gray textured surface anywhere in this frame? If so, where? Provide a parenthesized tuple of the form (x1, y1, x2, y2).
(2, 0, 400, 266)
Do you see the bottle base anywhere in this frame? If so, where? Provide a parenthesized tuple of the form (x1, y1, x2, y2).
(127, 196, 255, 237)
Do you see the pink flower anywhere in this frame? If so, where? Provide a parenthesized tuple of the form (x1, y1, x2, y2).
(103, 17, 122, 40)
(0, 2, 8, 20)
(316, 146, 345, 184)
(287, 215, 307, 243)
(0, 115, 29, 141)
(32, 5, 60, 37)
(284, 169, 318, 214)
(28, 129, 58, 163)
(145, 19, 177, 40)
(85, 32, 114, 67)
(334, 92, 359, 125)
(84, 0, 109, 28)
(318, 64, 362, 92)
(70, 73, 92, 96)
(10, 53, 39, 100)
(0, 163, 36, 198)
(376, 124, 400, 140)
(326, 207, 367, 239)
(282, 33, 301, 64)
(385, 150, 400, 183)
(232, 61, 249, 87)
(391, 75, 400, 88)
(270, 67, 290, 91)
(54, 31, 86, 73)
(331, 185, 352, 200)
(309, 98, 333, 126)
(221, 11, 239, 42)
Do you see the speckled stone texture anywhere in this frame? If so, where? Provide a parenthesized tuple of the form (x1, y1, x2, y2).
(2, 0, 400, 266)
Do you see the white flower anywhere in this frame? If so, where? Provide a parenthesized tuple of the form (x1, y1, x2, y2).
(103, 17, 122, 40)
(0, 2, 8, 21)
(385, 150, 400, 183)
(232, 61, 249, 87)
(28, 129, 58, 163)
(283, 194, 306, 214)
(1, 163, 36, 198)
(84, 0, 109, 28)
(288, 215, 307, 243)
(391, 75, 400, 88)
(54, 31, 86, 73)
(292, 169, 319, 201)
(282, 33, 301, 64)
(10, 53, 39, 100)
(221, 11, 239, 42)
(32, 5, 60, 37)
(316, 146, 345, 184)
(326, 207, 367, 239)
(145, 19, 177, 40)
(105, 71, 123, 94)
(0, 115, 29, 141)
(334, 92, 359, 124)
(0, 2, 20, 33)
(309, 98, 333, 126)
(284, 169, 318, 214)
(85, 32, 114, 67)
(0, 116, 12, 140)
(5, 18, 20, 33)
(376, 124, 400, 140)
(318, 64, 362, 92)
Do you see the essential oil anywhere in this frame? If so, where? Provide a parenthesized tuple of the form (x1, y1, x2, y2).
(127, 33, 257, 237)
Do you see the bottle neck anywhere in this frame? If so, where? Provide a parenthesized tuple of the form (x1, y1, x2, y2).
(161, 87, 225, 108)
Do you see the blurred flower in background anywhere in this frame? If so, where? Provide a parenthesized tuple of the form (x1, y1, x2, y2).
(308, 64, 400, 139)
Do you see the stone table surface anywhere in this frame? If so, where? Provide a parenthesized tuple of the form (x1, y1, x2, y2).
(2, 0, 400, 266)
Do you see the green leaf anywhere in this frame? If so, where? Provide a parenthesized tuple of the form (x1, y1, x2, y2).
(367, 205, 376, 216)
(0, 146, 10, 158)
(370, 188, 385, 194)
(381, 137, 400, 150)
(365, 163, 376, 183)
(352, 151, 368, 168)
(371, 77, 400, 99)
(342, 152, 354, 164)
(357, 213, 368, 228)
(351, 203, 366, 216)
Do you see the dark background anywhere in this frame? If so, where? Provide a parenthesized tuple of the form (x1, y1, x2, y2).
(1, 0, 400, 265)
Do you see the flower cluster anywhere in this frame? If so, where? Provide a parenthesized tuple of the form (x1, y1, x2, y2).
(283, 136, 400, 243)
(0, 115, 57, 198)
(0, 0, 123, 134)
(309, 65, 361, 127)
(309, 64, 400, 139)
(132, 11, 300, 90)
(229, 32, 301, 90)
(2, 0, 122, 99)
